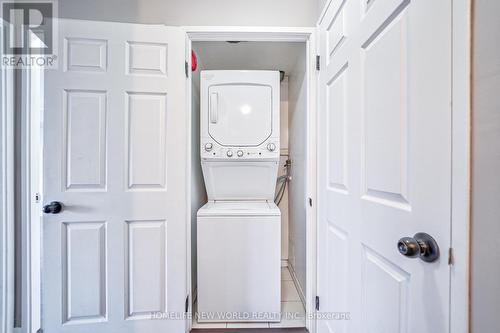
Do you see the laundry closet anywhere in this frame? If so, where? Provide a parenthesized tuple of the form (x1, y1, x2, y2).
(190, 41, 309, 329)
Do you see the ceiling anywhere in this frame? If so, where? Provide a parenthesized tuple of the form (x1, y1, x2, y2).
(192, 41, 305, 75)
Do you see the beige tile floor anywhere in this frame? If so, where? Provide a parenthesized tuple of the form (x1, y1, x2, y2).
(192, 266, 306, 329)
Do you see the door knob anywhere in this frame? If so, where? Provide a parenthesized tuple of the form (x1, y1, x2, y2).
(397, 232, 439, 262)
(43, 201, 63, 214)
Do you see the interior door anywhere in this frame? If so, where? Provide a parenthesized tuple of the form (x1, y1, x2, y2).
(317, 0, 451, 332)
(43, 20, 187, 333)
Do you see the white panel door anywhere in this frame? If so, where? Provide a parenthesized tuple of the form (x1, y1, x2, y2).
(317, 0, 451, 332)
(43, 20, 187, 333)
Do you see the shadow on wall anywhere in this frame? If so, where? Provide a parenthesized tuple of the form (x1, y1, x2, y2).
(287, 46, 307, 297)
(471, 1, 500, 332)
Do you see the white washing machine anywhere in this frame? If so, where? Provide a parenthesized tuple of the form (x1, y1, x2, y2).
(197, 70, 281, 322)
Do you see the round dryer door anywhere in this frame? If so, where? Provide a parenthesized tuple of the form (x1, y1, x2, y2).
(208, 84, 272, 146)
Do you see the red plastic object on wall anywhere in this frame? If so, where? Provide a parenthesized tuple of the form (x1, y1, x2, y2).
(191, 51, 197, 71)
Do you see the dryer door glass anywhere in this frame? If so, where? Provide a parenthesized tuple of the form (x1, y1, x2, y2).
(208, 84, 272, 146)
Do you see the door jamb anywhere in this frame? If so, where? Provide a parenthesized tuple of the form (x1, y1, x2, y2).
(183, 26, 318, 333)
(1, 60, 15, 333)
(450, 1, 471, 332)
(0, 66, 43, 333)
(0, 63, 43, 333)
(21, 65, 43, 333)
(8, 67, 43, 333)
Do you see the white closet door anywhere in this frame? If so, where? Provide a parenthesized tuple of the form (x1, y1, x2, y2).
(43, 20, 187, 333)
(317, 0, 452, 332)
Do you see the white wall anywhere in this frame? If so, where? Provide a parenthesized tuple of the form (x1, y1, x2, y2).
(279, 77, 289, 261)
(58, 0, 317, 27)
(287, 47, 307, 298)
(317, 0, 328, 20)
(471, 1, 500, 331)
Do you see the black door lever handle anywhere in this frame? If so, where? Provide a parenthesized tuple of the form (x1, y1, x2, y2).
(43, 201, 63, 214)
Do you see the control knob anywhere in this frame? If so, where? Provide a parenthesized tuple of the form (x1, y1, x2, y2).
(237, 150, 244, 157)
(204, 143, 213, 151)
(226, 150, 233, 157)
(267, 143, 276, 152)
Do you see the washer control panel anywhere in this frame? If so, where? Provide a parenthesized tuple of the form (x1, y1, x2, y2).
(201, 141, 279, 159)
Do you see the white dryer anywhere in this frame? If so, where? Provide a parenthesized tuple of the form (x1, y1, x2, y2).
(197, 70, 281, 322)
(199, 70, 281, 200)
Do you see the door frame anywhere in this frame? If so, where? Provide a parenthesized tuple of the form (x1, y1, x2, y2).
(4, 66, 43, 333)
(183, 26, 318, 333)
(449, 1, 472, 332)
(1, 61, 15, 333)
(0, 61, 44, 333)
(315, 0, 472, 331)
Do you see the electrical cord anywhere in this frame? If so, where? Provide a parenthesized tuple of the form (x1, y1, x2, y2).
(275, 178, 287, 204)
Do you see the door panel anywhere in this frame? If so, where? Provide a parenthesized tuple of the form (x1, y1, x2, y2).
(62, 222, 107, 324)
(43, 20, 187, 333)
(126, 92, 168, 189)
(318, 0, 451, 332)
(125, 220, 167, 319)
(64, 89, 107, 190)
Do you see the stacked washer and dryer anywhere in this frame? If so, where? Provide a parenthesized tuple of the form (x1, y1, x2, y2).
(197, 70, 281, 322)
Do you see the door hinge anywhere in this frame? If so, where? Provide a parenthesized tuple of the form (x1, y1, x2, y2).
(448, 247, 454, 266)
(308, 197, 313, 207)
(316, 55, 320, 71)
(35, 193, 41, 202)
(185, 61, 189, 78)
(315, 296, 320, 311)
(185, 295, 189, 312)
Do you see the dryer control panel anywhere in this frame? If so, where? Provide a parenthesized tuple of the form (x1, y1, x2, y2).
(201, 141, 280, 160)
